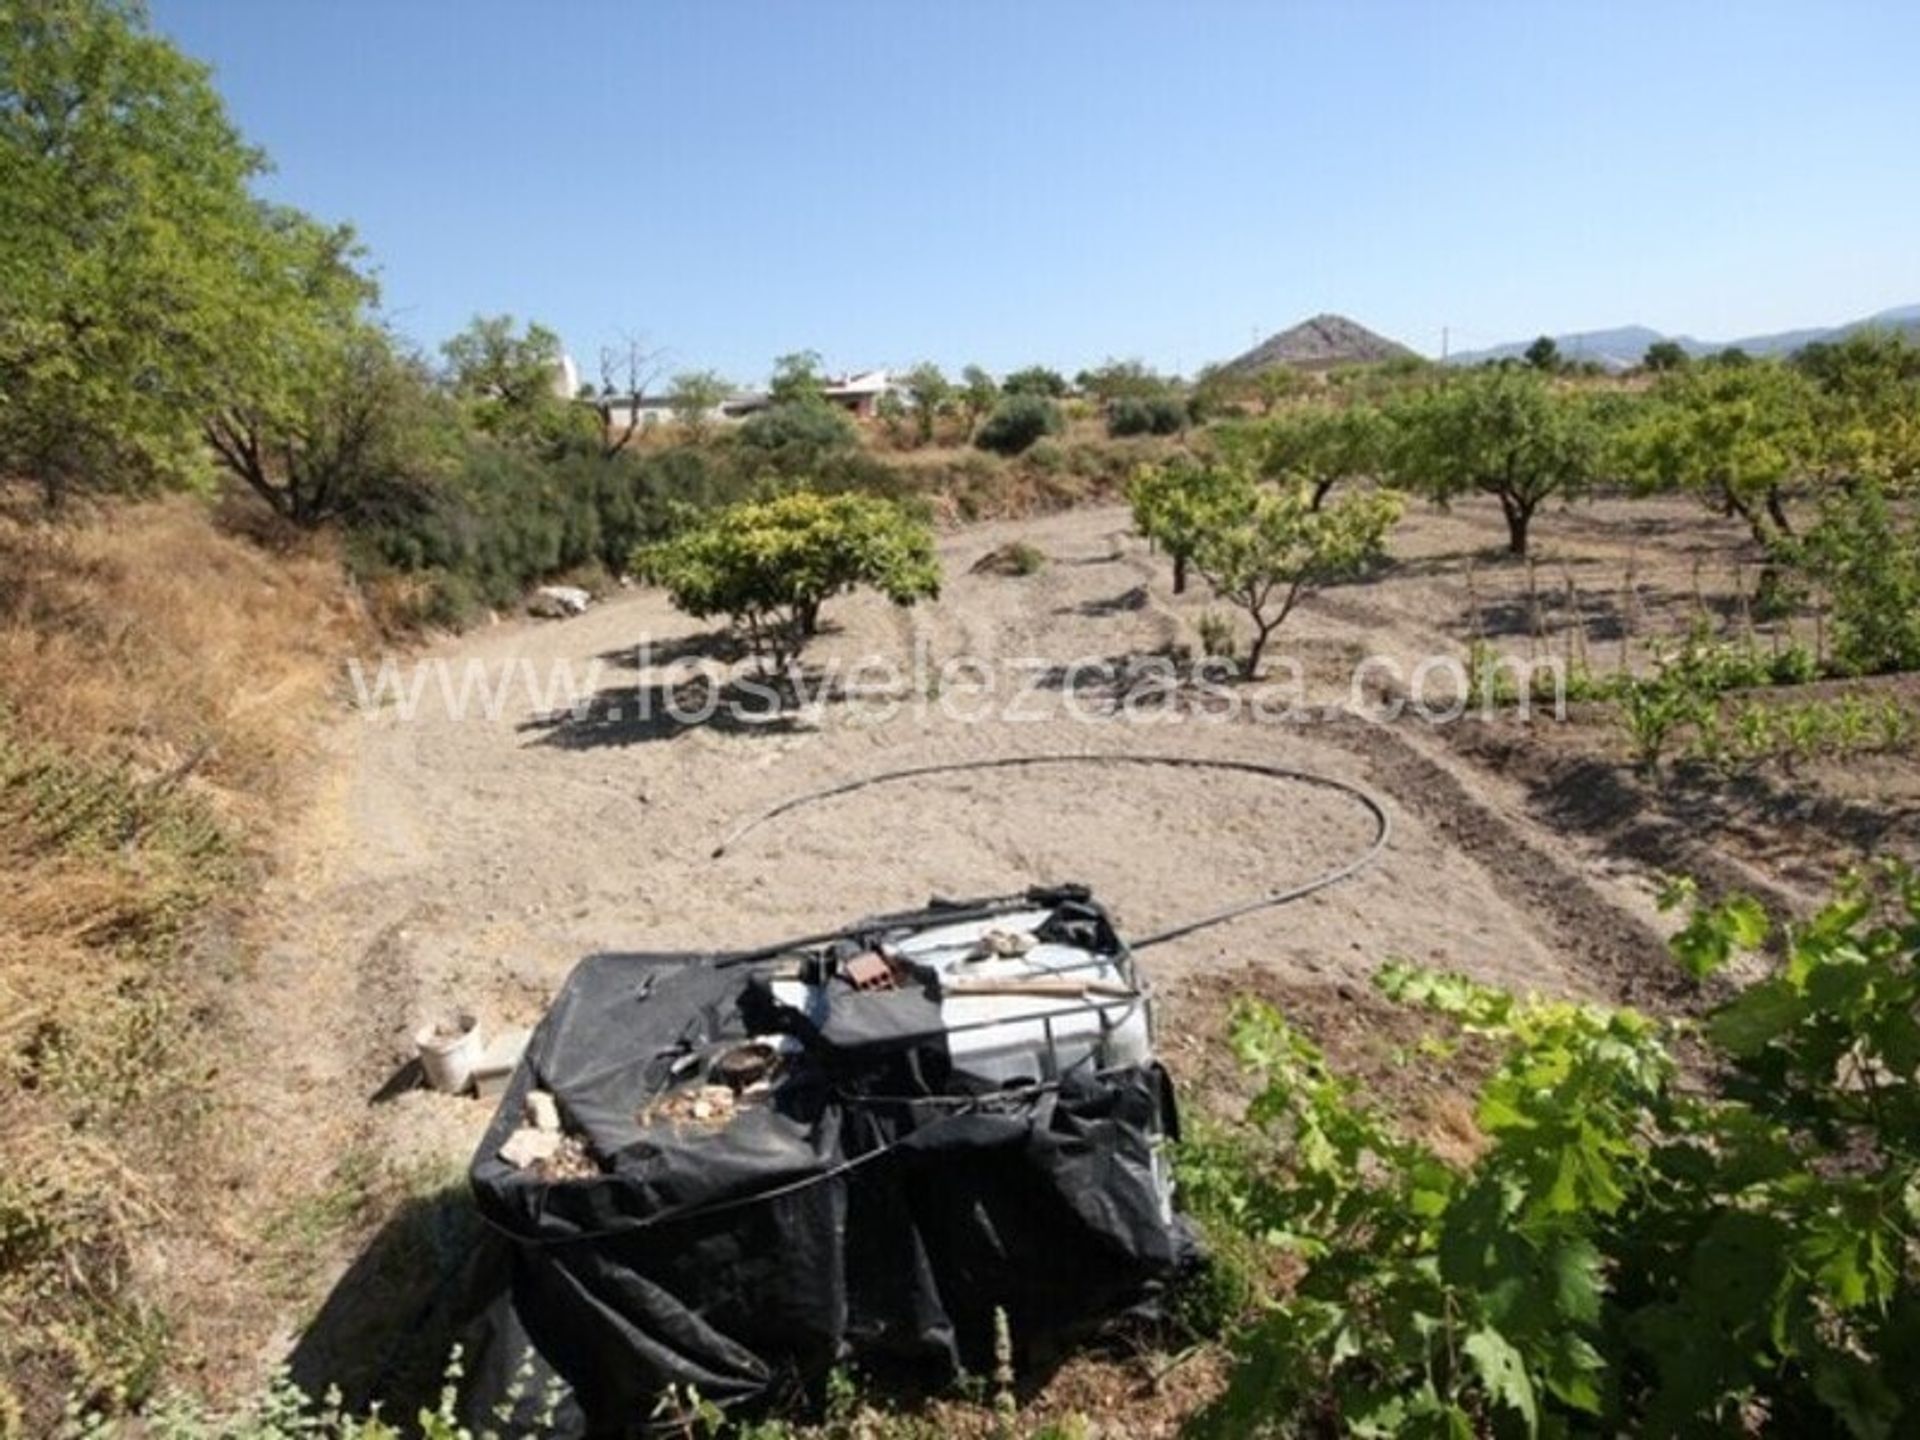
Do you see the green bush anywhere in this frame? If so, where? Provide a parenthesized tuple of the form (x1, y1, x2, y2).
(1106, 395, 1186, 438)
(736, 402, 858, 472)
(974, 395, 1062, 456)
(1188, 870, 1920, 1438)
(1806, 481, 1920, 675)
(634, 490, 941, 666)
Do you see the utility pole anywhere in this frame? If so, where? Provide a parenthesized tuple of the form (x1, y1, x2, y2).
(1441, 326, 1450, 362)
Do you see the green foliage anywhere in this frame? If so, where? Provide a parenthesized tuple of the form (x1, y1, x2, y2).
(1253, 402, 1392, 509)
(349, 444, 734, 624)
(0, 0, 346, 505)
(1642, 340, 1690, 373)
(1523, 335, 1562, 372)
(439, 314, 595, 456)
(635, 491, 940, 666)
(1196, 608, 1238, 661)
(1133, 457, 1399, 676)
(209, 323, 453, 529)
(1193, 866, 1920, 1437)
(974, 394, 1063, 456)
(999, 365, 1068, 399)
(901, 362, 950, 444)
(1688, 693, 1917, 774)
(1105, 394, 1186, 438)
(1608, 624, 1826, 772)
(1804, 480, 1920, 675)
(1387, 368, 1602, 556)
(1617, 359, 1817, 548)
(957, 364, 999, 431)
(1793, 330, 1920, 487)
(1127, 454, 1257, 595)
(1073, 358, 1172, 405)
(768, 350, 828, 407)
(738, 402, 859, 471)
(668, 370, 732, 440)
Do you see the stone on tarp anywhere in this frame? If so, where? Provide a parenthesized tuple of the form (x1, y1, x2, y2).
(525, 1089, 561, 1132)
(500, 1126, 562, 1169)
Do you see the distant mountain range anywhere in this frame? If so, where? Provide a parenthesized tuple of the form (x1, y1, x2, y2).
(1218, 313, 1416, 374)
(1445, 303, 1920, 371)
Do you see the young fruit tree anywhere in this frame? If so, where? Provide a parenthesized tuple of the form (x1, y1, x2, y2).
(1128, 455, 1257, 596)
(1134, 459, 1400, 676)
(634, 491, 940, 669)
(1388, 368, 1600, 557)
(1193, 480, 1401, 678)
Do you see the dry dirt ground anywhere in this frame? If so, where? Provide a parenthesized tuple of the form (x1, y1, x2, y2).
(172, 492, 1919, 1426)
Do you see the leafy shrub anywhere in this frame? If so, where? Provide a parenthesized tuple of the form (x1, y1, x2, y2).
(736, 402, 859, 472)
(1106, 395, 1186, 438)
(1196, 609, 1237, 660)
(1189, 869, 1920, 1438)
(346, 444, 744, 625)
(1000, 365, 1069, 399)
(974, 395, 1062, 456)
(634, 491, 940, 666)
(1024, 439, 1067, 473)
(971, 541, 1046, 577)
(1806, 480, 1920, 675)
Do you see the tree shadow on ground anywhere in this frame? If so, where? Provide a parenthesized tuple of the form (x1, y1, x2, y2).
(1462, 582, 1747, 645)
(591, 627, 746, 672)
(1055, 583, 1151, 619)
(517, 667, 856, 750)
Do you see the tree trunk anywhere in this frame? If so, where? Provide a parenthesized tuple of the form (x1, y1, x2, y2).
(1310, 477, 1336, 511)
(1765, 485, 1793, 538)
(1243, 620, 1274, 681)
(1172, 551, 1189, 595)
(1501, 496, 1533, 557)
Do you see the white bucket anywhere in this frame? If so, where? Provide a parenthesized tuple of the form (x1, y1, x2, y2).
(416, 1013, 483, 1094)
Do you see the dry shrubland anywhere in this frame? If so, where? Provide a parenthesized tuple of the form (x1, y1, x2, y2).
(0, 494, 369, 1430)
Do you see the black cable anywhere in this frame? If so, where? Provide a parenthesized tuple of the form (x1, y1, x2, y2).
(710, 752, 1391, 951)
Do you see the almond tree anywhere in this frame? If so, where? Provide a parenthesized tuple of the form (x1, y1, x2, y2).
(1388, 368, 1600, 557)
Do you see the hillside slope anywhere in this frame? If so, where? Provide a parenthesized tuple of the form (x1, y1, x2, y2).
(1217, 313, 1416, 374)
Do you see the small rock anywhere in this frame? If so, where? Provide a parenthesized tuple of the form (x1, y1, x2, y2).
(501, 1127, 562, 1169)
(528, 585, 592, 619)
(525, 1088, 561, 1132)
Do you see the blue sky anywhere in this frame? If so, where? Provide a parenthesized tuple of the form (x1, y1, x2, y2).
(152, 1, 1919, 385)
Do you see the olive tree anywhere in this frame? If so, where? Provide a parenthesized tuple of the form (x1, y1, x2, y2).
(634, 491, 940, 668)
(1388, 369, 1601, 557)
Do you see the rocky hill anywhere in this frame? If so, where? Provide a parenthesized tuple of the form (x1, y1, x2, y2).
(1218, 313, 1416, 374)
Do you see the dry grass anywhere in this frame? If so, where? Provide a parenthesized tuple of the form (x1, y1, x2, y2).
(0, 494, 370, 1433)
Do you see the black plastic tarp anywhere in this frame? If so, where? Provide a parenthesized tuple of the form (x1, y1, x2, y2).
(458, 889, 1194, 1436)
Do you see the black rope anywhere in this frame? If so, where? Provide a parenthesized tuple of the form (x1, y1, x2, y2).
(710, 752, 1391, 951)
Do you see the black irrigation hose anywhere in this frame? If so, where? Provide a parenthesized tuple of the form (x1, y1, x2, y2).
(711, 752, 1392, 951)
